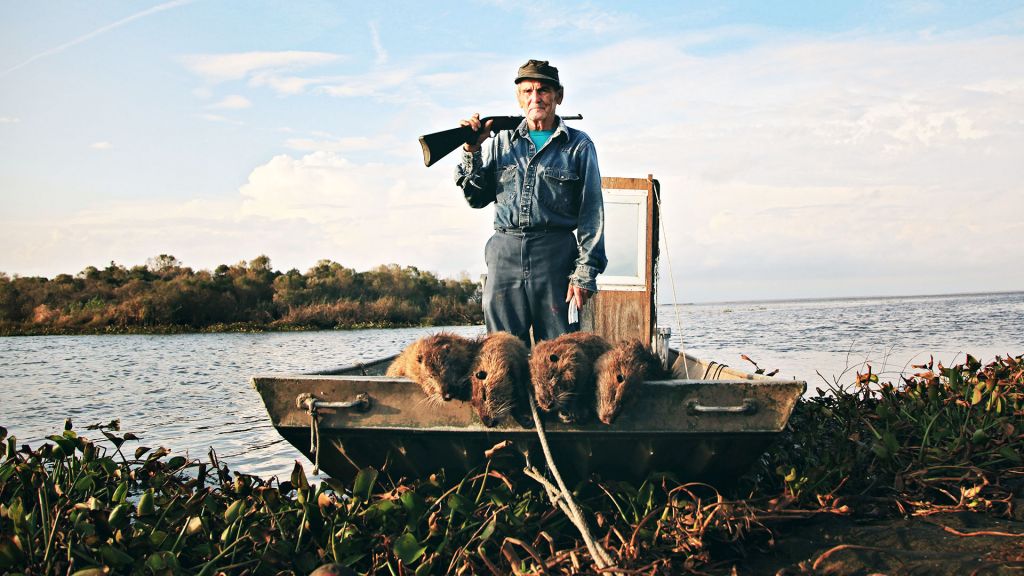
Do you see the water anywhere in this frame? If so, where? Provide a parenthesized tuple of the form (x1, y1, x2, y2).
(1, 292, 1020, 479)
(664, 291, 1022, 389)
(0, 326, 484, 479)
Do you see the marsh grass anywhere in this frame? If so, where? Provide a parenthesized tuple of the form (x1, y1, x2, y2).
(1, 353, 1021, 574)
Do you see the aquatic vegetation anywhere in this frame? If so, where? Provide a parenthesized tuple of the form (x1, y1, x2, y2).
(0, 421, 770, 574)
(1, 352, 1021, 574)
(750, 353, 1024, 517)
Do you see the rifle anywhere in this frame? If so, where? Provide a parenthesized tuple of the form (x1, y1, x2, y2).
(418, 114, 583, 167)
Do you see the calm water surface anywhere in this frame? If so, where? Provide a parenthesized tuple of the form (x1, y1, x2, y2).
(1, 292, 1020, 479)
(667, 291, 1022, 389)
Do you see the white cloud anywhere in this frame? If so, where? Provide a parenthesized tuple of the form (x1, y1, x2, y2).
(235, 150, 490, 273)
(89, 141, 112, 150)
(183, 51, 340, 82)
(317, 68, 418, 99)
(484, 0, 629, 34)
(181, 51, 343, 96)
(248, 73, 324, 96)
(369, 21, 388, 65)
(0, 117, 21, 124)
(285, 136, 381, 153)
(209, 94, 252, 109)
(197, 113, 243, 125)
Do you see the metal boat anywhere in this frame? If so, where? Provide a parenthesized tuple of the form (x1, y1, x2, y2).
(252, 175, 806, 484)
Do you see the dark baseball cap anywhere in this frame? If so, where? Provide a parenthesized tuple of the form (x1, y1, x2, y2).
(514, 59, 561, 88)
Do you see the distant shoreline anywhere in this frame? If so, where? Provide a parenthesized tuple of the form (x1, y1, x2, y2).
(0, 319, 485, 337)
(663, 289, 1024, 307)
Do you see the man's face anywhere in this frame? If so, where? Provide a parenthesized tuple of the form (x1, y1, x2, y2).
(516, 80, 563, 129)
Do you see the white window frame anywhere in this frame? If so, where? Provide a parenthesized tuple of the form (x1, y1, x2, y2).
(596, 187, 648, 291)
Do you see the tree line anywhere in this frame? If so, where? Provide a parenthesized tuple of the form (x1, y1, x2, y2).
(0, 255, 483, 335)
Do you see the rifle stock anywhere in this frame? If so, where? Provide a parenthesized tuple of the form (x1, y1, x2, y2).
(418, 114, 582, 167)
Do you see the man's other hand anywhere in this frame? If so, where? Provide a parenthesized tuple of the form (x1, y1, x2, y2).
(565, 284, 593, 309)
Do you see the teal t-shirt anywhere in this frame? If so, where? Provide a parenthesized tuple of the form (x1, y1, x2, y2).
(529, 129, 554, 151)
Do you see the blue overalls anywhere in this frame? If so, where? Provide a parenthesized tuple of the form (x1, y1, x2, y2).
(455, 117, 606, 344)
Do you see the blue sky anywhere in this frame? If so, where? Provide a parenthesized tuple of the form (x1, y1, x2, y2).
(2, 1, 1023, 302)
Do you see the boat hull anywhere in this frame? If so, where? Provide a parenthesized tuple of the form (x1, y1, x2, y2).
(251, 366, 804, 485)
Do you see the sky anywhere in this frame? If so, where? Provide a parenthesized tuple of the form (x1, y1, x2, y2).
(1, 1, 1023, 303)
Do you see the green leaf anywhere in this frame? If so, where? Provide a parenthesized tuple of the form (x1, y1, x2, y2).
(112, 481, 129, 503)
(883, 431, 900, 456)
(100, 544, 135, 566)
(393, 532, 426, 565)
(479, 517, 496, 543)
(7, 498, 25, 531)
(342, 553, 367, 567)
(224, 500, 245, 524)
(999, 445, 1023, 464)
(146, 551, 179, 572)
(72, 475, 96, 495)
(137, 489, 155, 516)
(353, 467, 378, 503)
(107, 503, 130, 529)
(149, 529, 170, 548)
(447, 493, 473, 517)
(400, 490, 426, 529)
(48, 434, 75, 454)
(971, 429, 989, 445)
(362, 500, 396, 523)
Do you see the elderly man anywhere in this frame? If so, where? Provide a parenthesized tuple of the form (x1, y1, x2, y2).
(456, 59, 606, 344)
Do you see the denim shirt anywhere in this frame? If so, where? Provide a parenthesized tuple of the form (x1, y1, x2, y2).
(455, 116, 607, 291)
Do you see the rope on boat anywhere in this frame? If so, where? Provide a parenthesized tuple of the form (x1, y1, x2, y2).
(299, 394, 371, 476)
(309, 403, 321, 475)
(652, 179, 690, 379)
(524, 392, 616, 571)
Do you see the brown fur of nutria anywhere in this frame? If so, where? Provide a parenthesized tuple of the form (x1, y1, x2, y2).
(529, 331, 611, 424)
(386, 332, 479, 403)
(595, 339, 666, 425)
(469, 332, 529, 427)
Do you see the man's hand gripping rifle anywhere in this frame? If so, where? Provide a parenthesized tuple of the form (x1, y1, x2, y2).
(418, 114, 582, 167)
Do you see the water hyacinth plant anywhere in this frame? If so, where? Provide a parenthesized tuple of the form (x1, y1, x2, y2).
(1, 352, 1021, 574)
(750, 353, 1024, 517)
(0, 419, 771, 575)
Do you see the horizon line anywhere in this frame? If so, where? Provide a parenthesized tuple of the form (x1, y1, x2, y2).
(660, 289, 1024, 307)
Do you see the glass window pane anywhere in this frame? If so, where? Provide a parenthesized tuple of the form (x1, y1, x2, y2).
(604, 202, 639, 277)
